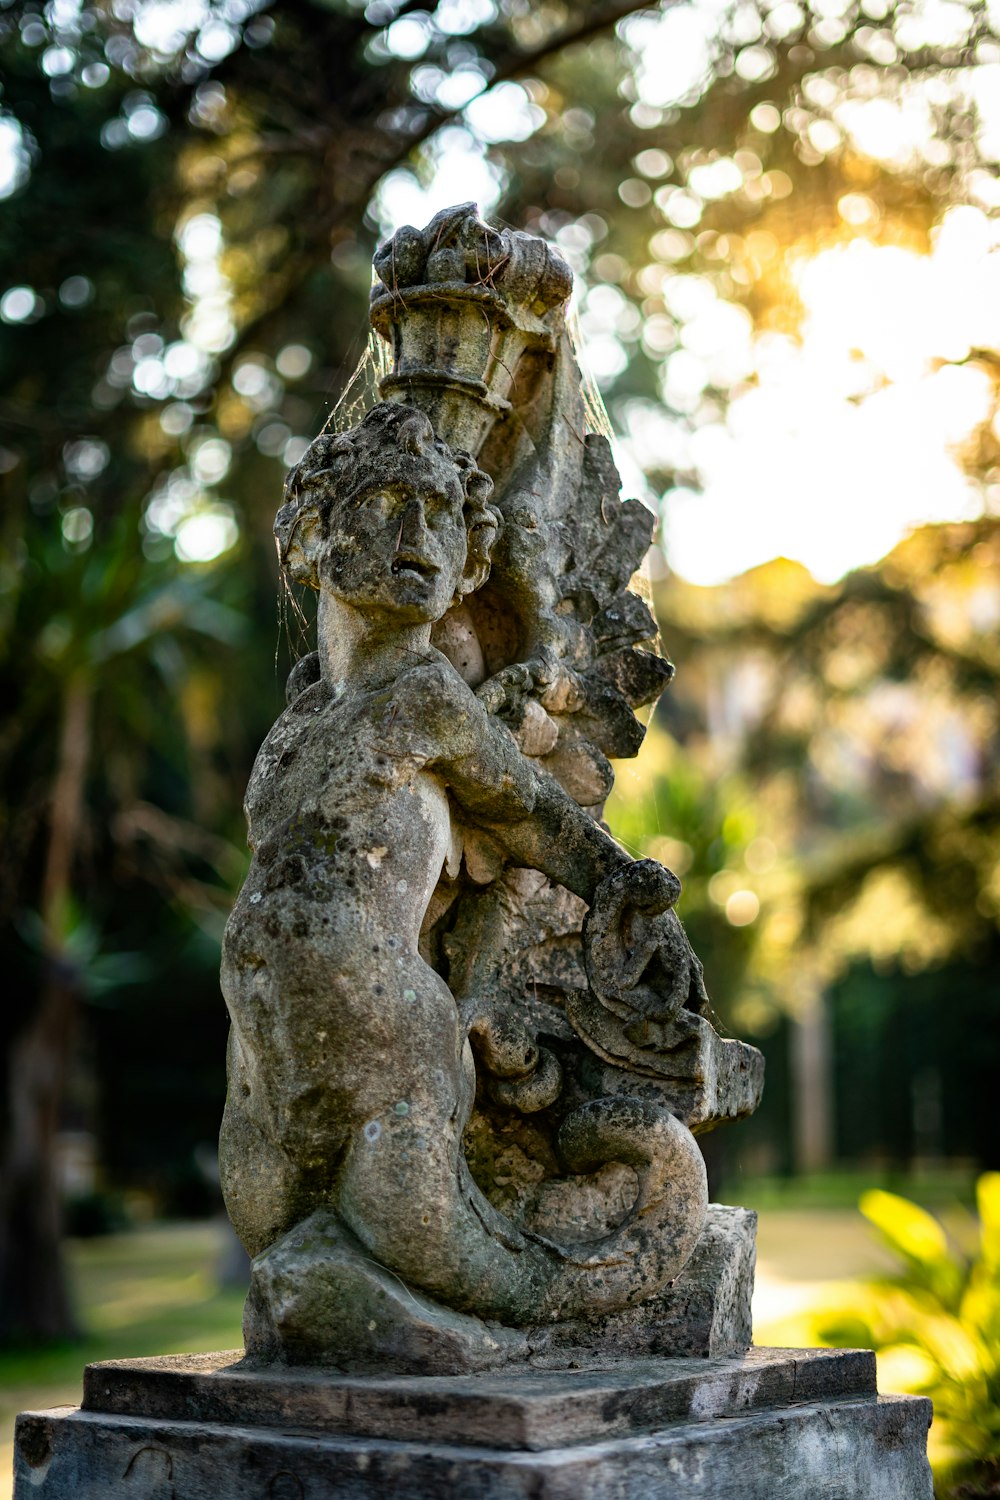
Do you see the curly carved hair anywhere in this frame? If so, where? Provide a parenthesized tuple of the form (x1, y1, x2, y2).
(275, 403, 500, 592)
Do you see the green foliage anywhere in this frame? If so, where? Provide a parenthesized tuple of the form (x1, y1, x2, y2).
(820, 1177, 1000, 1497)
(642, 535, 1000, 1169)
(605, 721, 763, 1022)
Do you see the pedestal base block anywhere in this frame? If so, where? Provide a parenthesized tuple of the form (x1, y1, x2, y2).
(534, 1203, 756, 1362)
(245, 1203, 757, 1376)
(14, 1346, 933, 1500)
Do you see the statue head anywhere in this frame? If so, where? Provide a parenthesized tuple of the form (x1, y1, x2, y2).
(275, 403, 500, 625)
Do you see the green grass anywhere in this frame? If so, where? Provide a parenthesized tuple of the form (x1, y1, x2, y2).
(731, 1164, 979, 1213)
(0, 1221, 245, 1500)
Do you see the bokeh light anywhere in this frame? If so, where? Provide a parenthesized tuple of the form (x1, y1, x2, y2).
(659, 207, 1000, 583)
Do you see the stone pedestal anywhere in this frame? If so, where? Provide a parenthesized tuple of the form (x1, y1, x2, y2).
(14, 1345, 932, 1499)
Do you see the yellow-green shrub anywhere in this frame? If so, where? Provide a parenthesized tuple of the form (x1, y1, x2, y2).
(819, 1175, 1000, 1498)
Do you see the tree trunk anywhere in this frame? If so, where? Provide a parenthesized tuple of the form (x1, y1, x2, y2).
(791, 989, 834, 1174)
(0, 678, 90, 1343)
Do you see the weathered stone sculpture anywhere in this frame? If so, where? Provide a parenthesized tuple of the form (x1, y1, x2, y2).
(219, 203, 763, 1370)
(13, 207, 934, 1500)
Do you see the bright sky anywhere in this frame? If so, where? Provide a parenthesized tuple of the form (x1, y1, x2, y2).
(650, 213, 1000, 583)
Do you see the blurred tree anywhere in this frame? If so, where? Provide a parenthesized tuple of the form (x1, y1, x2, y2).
(3, 0, 999, 1340)
(653, 522, 1000, 986)
(0, 9, 252, 1338)
(607, 526, 1000, 1172)
(0, 511, 245, 1339)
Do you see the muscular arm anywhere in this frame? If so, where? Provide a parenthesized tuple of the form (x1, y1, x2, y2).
(416, 660, 540, 824)
(480, 766, 631, 903)
(430, 665, 631, 903)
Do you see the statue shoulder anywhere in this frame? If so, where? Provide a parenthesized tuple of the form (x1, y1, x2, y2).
(244, 677, 333, 835)
(392, 654, 481, 726)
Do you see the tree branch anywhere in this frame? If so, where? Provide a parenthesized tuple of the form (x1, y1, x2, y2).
(365, 0, 666, 192)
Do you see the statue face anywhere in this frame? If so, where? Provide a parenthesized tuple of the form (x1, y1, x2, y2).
(316, 470, 468, 625)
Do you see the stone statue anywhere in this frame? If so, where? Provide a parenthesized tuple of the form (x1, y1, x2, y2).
(14, 207, 934, 1500)
(219, 204, 764, 1370)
